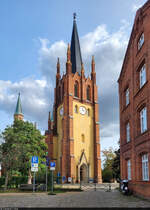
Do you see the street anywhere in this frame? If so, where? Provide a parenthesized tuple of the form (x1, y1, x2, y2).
(0, 189, 150, 208)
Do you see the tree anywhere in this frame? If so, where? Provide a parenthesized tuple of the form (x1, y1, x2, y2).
(0, 119, 48, 189)
(112, 148, 120, 180)
(102, 147, 116, 183)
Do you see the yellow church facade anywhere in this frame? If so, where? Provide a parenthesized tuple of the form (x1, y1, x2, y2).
(45, 15, 102, 183)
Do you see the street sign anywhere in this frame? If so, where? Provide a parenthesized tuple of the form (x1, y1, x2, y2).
(50, 167, 55, 171)
(31, 167, 38, 172)
(31, 163, 38, 167)
(62, 176, 66, 183)
(31, 156, 38, 164)
(50, 162, 55, 167)
(57, 172, 60, 177)
(50, 162, 55, 171)
(68, 177, 72, 182)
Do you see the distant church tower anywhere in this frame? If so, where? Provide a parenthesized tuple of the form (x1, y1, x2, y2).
(45, 14, 102, 183)
(14, 93, 24, 121)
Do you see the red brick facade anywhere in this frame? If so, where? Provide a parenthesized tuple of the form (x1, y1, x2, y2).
(118, 1, 150, 199)
(45, 45, 102, 183)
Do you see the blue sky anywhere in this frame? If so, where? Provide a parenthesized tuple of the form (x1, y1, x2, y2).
(0, 0, 147, 154)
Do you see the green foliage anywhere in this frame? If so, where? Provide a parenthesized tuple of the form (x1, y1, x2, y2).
(102, 146, 120, 182)
(112, 148, 120, 180)
(0, 177, 5, 187)
(102, 168, 113, 183)
(0, 119, 48, 189)
(8, 176, 28, 188)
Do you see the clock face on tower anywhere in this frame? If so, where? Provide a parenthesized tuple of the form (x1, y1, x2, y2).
(79, 106, 86, 115)
(59, 107, 64, 116)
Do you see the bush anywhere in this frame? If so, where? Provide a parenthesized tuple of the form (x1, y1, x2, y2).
(102, 168, 113, 183)
(7, 176, 28, 188)
(0, 177, 5, 187)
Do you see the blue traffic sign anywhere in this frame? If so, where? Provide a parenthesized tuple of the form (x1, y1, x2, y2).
(32, 156, 38, 164)
(50, 162, 55, 167)
(57, 172, 60, 177)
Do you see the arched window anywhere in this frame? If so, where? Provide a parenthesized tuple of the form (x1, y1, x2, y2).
(87, 86, 91, 101)
(74, 81, 79, 97)
(74, 105, 78, 113)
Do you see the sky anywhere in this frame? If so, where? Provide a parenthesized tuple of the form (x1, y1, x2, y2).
(0, 0, 148, 155)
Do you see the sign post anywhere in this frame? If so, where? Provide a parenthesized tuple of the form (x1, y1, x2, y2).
(50, 162, 55, 195)
(31, 156, 38, 193)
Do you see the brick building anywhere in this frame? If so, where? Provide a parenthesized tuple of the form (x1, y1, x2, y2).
(45, 15, 102, 183)
(118, 1, 150, 198)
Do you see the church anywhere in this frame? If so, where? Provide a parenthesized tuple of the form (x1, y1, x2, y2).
(45, 15, 102, 183)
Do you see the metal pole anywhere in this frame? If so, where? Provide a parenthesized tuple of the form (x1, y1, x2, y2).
(33, 171, 35, 193)
(52, 170, 53, 193)
(46, 165, 47, 192)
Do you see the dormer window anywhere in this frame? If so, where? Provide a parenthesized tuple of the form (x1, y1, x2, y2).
(138, 33, 144, 50)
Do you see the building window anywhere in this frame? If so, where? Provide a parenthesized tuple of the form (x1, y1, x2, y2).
(74, 105, 78, 113)
(127, 159, 131, 180)
(140, 64, 146, 88)
(87, 108, 90, 116)
(142, 154, 149, 181)
(74, 81, 79, 97)
(140, 107, 147, 133)
(138, 33, 144, 50)
(126, 122, 130, 143)
(87, 86, 91, 101)
(125, 88, 129, 106)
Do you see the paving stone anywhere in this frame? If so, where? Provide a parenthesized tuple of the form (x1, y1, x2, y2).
(0, 190, 150, 208)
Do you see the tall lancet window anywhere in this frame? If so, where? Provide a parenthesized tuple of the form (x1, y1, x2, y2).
(74, 81, 79, 97)
(87, 86, 91, 101)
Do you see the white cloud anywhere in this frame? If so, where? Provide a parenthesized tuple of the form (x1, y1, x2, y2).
(0, 77, 53, 130)
(0, 21, 130, 150)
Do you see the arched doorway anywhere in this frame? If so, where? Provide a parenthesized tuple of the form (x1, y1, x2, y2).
(80, 164, 87, 182)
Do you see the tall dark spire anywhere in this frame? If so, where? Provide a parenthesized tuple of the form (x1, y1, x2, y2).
(70, 13, 82, 74)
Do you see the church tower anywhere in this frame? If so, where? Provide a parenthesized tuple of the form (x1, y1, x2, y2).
(14, 93, 24, 121)
(45, 14, 102, 183)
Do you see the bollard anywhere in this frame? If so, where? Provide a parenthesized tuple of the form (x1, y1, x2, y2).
(95, 182, 96, 191)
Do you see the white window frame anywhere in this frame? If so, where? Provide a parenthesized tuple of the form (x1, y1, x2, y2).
(138, 33, 144, 50)
(126, 123, 130, 143)
(140, 107, 147, 133)
(140, 64, 146, 88)
(142, 154, 149, 181)
(125, 88, 129, 106)
(127, 159, 131, 180)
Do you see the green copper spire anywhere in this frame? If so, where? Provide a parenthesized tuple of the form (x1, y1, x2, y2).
(15, 93, 23, 115)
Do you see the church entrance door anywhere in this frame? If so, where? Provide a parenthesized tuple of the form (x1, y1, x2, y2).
(80, 164, 87, 182)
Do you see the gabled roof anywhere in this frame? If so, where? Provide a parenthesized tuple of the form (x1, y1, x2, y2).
(70, 13, 82, 75)
(14, 93, 23, 115)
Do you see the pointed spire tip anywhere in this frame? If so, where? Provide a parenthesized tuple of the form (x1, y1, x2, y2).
(73, 13, 76, 21)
